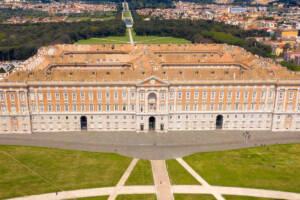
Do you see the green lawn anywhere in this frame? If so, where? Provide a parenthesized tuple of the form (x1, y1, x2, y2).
(116, 194, 156, 200)
(174, 194, 216, 200)
(166, 159, 200, 185)
(0, 145, 131, 199)
(76, 29, 191, 45)
(125, 160, 154, 185)
(123, 11, 131, 18)
(184, 144, 300, 193)
(224, 195, 283, 200)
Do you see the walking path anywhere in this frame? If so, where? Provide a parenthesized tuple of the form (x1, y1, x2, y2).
(176, 158, 225, 200)
(151, 160, 174, 200)
(108, 158, 138, 200)
(128, 28, 134, 44)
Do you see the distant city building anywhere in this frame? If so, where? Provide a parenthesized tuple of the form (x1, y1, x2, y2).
(229, 7, 247, 14)
(1, 44, 300, 133)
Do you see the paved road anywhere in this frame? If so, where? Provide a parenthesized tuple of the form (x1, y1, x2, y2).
(128, 28, 134, 44)
(0, 131, 300, 159)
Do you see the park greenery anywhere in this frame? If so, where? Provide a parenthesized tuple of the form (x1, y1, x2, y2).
(132, 13, 272, 58)
(0, 8, 49, 23)
(280, 61, 300, 71)
(125, 160, 154, 185)
(0, 19, 125, 60)
(0, 145, 131, 199)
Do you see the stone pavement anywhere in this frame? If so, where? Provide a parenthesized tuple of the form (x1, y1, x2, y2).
(151, 160, 174, 200)
(108, 158, 138, 200)
(0, 130, 300, 159)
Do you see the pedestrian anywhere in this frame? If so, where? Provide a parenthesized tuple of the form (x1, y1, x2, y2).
(56, 190, 58, 196)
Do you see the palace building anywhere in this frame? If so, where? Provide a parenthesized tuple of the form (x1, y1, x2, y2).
(1, 43, 300, 134)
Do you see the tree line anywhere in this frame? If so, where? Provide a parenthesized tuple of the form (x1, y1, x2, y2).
(133, 13, 272, 57)
(0, 19, 125, 60)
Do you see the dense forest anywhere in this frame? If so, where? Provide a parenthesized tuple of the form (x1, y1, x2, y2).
(0, 19, 125, 60)
(133, 13, 272, 57)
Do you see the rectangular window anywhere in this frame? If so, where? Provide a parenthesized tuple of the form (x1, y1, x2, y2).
(65, 104, 69, 111)
(227, 91, 232, 99)
(114, 91, 118, 100)
(72, 92, 77, 100)
(202, 103, 206, 110)
(194, 103, 198, 111)
(268, 90, 273, 98)
(73, 104, 77, 112)
(261, 91, 265, 99)
(252, 91, 257, 99)
(31, 104, 35, 112)
(122, 91, 127, 100)
(55, 92, 60, 101)
(235, 103, 239, 110)
(243, 103, 247, 110)
(186, 91, 190, 100)
(219, 91, 224, 99)
(89, 91, 93, 101)
(279, 91, 284, 99)
(38, 93, 42, 101)
(218, 103, 223, 110)
(122, 104, 127, 111)
(9, 93, 14, 102)
(64, 92, 68, 101)
(114, 104, 118, 111)
(251, 103, 256, 110)
(185, 103, 190, 111)
(160, 104, 165, 111)
(30, 93, 35, 101)
(0, 92, 4, 101)
(140, 92, 144, 100)
(56, 104, 60, 112)
(98, 104, 102, 111)
(227, 103, 232, 110)
(169, 91, 174, 100)
(287, 103, 292, 110)
(178, 92, 182, 100)
(194, 91, 199, 100)
(211, 91, 215, 100)
(20, 92, 25, 101)
(1, 105, 6, 112)
(140, 104, 144, 112)
(89, 104, 94, 111)
(210, 103, 214, 110)
(47, 92, 51, 101)
(244, 90, 249, 99)
(81, 104, 85, 111)
(289, 91, 294, 99)
(80, 92, 85, 100)
(106, 104, 110, 111)
(11, 105, 16, 112)
(161, 92, 165, 100)
(97, 91, 102, 100)
(260, 103, 264, 110)
(236, 91, 240, 99)
(48, 105, 52, 112)
(131, 104, 135, 111)
(177, 103, 182, 111)
(169, 104, 174, 111)
(202, 91, 207, 99)
(277, 103, 282, 111)
(131, 92, 135, 99)
(39, 104, 44, 112)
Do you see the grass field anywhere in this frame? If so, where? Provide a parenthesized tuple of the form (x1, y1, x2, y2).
(184, 144, 300, 193)
(125, 160, 154, 185)
(116, 194, 156, 200)
(174, 194, 216, 200)
(166, 159, 200, 185)
(123, 11, 131, 18)
(0, 145, 131, 199)
(76, 29, 191, 45)
(224, 195, 283, 200)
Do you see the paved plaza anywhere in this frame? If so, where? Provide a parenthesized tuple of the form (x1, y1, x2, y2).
(0, 131, 300, 159)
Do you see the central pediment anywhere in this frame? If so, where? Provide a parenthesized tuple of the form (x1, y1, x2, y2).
(137, 76, 168, 86)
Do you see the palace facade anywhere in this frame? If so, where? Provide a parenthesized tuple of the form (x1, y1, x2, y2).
(1, 44, 300, 134)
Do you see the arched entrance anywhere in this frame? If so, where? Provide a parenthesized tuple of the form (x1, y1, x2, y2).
(149, 116, 156, 131)
(80, 116, 87, 130)
(216, 115, 223, 129)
